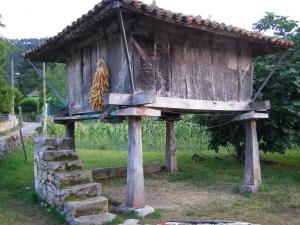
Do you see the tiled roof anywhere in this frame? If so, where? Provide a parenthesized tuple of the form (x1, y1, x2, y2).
(25, 0, 293, 62)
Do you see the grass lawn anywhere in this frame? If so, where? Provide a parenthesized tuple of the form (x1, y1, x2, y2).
(0, 143, 299, 225)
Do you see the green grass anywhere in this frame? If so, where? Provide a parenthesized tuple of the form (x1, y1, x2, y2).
(0, 143, 299, 225)
(79, 148, 300, 224)
(0, 143, 67, 225)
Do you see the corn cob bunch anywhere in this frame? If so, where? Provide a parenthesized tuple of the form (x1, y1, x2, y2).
(89, 59, 110, 111)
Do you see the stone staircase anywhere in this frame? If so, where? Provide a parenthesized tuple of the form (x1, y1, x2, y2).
(34, 138, 115, 225)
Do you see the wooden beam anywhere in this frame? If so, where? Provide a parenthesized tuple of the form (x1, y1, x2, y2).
(111, 107, 161, 117)
(166, 121, 178, 173)
(234, 111, 269, 121)
(147, 97, 270, 112)
(127, 117, 145, 209)
(132, 92, 156, 105)
(65, 122, 75, 149)
(104, 93, 270, 112)
(53, 114, 102, 124)
(104, 92, 156, 106)
(240, 120, 262, 193)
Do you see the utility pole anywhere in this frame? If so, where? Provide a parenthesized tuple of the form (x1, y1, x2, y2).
(11, 59, 14, 115)
(42, 62, 47, 137)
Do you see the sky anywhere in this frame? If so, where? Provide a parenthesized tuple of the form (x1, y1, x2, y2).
(0, 0, 299, 39)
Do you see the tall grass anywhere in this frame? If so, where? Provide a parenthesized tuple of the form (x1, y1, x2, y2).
(47, 116, 210, 151)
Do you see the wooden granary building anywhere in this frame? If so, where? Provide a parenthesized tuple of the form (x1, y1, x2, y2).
(26, 0, 293, 212)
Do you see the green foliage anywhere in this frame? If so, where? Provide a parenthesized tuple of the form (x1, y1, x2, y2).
(47, 116, 209, 152)
(0, 38, 13, 113)
(0, 143, 67, 225)
(46, 63, 67, 107)
(197, 13, 300, 157)
(18, 97, 39, 113)
(15, 68, 41, 96)
(253, 13, 300, 153)
(253, 12, 300, 42)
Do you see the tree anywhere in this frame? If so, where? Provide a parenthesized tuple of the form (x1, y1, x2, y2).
(196, 12, 300, 160)
(0, 38, 13, 112)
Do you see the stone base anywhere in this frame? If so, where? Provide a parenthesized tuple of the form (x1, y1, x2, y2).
(120, 219, 139, 225)
(115, 204, 155, 218)
(239, 184, 260, 193)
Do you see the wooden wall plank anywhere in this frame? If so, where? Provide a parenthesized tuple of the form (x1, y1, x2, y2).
(238, 41, 253, 101)
(211, 38, 226, 101)
(226, 39, 239, 101)
(82, 47, 92, 106)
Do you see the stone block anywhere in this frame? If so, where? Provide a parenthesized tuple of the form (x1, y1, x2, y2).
(47, 160, 84, 172)
(41, 138, 73, 150)
(65, 196, 108, 220)
(115, 204, 155, 218)
(54, 170, 93, 188)
(70, 213, 116, 225)
(61, 183, 101, 201)
(42, 150, 78, 162)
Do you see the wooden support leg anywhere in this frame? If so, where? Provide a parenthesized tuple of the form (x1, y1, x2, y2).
(126, 117, 145, 209)
(240, 120, 262, 193)
(166, 121, 178, 173)
(65, 122, 75, 149)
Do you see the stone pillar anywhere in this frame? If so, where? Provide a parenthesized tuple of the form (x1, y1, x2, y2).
(166, 121, 178, 173)
(126, 117, 145, 209)
(240, 120, 262, 193)
(65, 122, 75, 149)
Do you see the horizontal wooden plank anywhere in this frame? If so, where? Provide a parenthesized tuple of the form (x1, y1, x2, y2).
(91, 163, 163, 181)
(53, 114, 101, 124)
(105, 93, 270, 112)
(132, 92, 156, 105)
(104, 92, 156, 106)
(234, 111, 269, 121)
(110, 107, 161, 117)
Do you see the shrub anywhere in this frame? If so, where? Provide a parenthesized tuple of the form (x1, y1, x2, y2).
(19, 97, 39, 113)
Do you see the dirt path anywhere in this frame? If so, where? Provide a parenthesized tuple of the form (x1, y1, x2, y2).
(102, 176, 300, 225)
(0, 122, 41, 143)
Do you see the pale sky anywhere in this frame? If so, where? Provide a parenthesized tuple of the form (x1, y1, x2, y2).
(1, 0, 299, 39)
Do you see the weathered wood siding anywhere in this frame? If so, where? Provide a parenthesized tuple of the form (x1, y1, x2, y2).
(66, 30, 130, 114)
(131, 19, 253, 102)
(66, 18, 253, 114)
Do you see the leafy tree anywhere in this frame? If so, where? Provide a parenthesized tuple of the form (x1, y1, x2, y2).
(0, 38, 13, 112)
(196, 12, 300, 160)
(46, 63, 67, 107)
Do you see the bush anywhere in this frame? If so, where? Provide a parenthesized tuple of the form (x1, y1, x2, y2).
(19, 97, 39, 113)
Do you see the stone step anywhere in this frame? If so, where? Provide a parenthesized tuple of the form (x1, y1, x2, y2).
(61, 183, 101, 201)
(70, 213, 116, 225)
(47, 160, 84, 172)
(54, 170, 93, 188)
(65, 196, 108, 220)
(41, 138, 73, 150)
(42, 150, 78, 162)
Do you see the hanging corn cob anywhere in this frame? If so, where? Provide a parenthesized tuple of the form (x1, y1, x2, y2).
(89, 59, 110, 111)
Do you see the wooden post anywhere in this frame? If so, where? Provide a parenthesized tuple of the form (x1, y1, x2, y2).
(65, 122, 75, 149)
(18, 107, 27, 161)
(166, 121, 178, 173)
(240, 120, 262, 193)
(126, 117, 145, 209)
